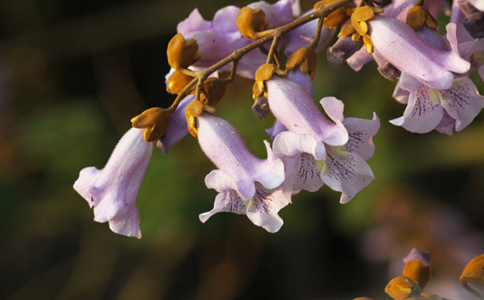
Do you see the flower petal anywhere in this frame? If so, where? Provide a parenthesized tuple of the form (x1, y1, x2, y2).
(344, 113, 380, 160)
(246, 183, 289, 233)
(390, 85, 444, 133)
(440, 77, 484, 131)
(321, 147, 375, 204)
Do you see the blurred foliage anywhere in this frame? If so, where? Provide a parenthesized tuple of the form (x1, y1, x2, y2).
(1, 0, 484, 299)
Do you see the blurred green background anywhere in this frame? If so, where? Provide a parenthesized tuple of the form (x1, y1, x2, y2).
(1, 0, 484, 299)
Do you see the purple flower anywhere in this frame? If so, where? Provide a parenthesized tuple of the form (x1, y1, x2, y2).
(368, 15, 470, 89)
(266, 76, 379, 203)
(197, 113, 288, 232)
(74, 128, 153, 238)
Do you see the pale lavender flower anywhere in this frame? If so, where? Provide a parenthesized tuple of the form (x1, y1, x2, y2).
(197, 113, 288, 232)
(74, 128, 153, 238)
(266, 76, 379, 203)
(368, 15, 470, 89)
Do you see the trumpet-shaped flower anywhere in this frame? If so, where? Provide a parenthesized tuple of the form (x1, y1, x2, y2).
(266, 76, 379, 203)
(197, 113, 288, 232)
(368, 16, 470, 89)
(74, 128, 153, 238)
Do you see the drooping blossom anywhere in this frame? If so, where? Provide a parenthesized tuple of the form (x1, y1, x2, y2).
(197, 113, 288, 232)
(74, 128, 153, 238)
(389, 21, 484, 135)
(266, 76, 379, 203)
(367, 15, 470, 89)
(347, 2, 457, 77)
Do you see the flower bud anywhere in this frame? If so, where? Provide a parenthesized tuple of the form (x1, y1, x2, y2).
(385, 276, 421, 300)
(167, 33, 202, 69)
(403, 258, 431, 288)
(236, 7, 270, 39)
(199, 78, 226, 106)
(166, 69, 195, 94)
(406, 6, 438, 30)
(286, 47, 317, 79)
(131, 107, 171, 142)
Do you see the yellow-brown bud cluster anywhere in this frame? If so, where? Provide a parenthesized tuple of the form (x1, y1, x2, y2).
(382, 248, 436, 300)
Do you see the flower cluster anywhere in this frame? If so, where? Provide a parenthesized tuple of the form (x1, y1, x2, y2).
(74, 0, 484, 238)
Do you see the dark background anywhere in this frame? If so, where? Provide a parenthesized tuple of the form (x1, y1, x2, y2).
(1, 0, 484, 299)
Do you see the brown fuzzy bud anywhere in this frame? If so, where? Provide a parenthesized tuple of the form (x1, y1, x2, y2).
(167, 33, 202, 69)
(314, 0, 353, 29)
(460, 254, 484, 300)
(166, 70, 195, 94)
(385, 276, 421, 300)
(406, 6, 438, 30)
(236, 7, 270, 39)
(403, 258, 431, 289)
(131, 107, 171, 142)
(200, 78, 226, 106)
(286, 47, 317, 79)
